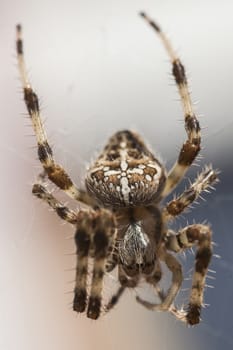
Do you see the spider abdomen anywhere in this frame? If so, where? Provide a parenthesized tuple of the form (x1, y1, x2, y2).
(85, 130, 166, 207)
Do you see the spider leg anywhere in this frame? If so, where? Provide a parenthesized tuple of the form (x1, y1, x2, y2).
(73, 211, 93, 313)
(104, 286, 125, 313)
(16, 25, 94, 206)
(105, 240, 119, 273)
(136, 248, 182, 311)
(73, 209, 116, 319)
(145, 260, 162, 288)
(32, 183, 77, 224)
(104, 265, 138, 314)
(163, 166, 219, 222)
(140, 13, 201, 197)
(164, 224, 212, 325)
(145, 262, 167, 302)
(31, 185, 117, 318)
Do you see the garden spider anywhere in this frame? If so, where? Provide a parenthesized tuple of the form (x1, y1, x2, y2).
(16, 12, 218, 325)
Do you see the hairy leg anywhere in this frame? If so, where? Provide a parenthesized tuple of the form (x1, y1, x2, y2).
(140, 13, 201, 197)
(163, 166, 219, 222)
(16, 25, 94, 206)
(165, 224, 213, 325)
(73, 209, 116, 319)
(32, 183, 78, 224)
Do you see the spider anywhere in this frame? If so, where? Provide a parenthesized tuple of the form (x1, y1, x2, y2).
(16, 12, 219, 325)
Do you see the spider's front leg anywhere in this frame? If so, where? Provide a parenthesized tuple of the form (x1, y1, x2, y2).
(16, 25, 94, 206)
(140, 13, 201, 197)
(73, 209, 116, 319)
(164, 224, 213, 325)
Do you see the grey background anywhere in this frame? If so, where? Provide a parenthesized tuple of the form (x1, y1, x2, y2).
(1, 0, 233, 349)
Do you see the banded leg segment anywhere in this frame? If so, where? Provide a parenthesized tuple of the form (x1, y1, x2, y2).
(32, 183, 77, 224)
(73, 209, 116, 319)
(87, 210, 116, 319)
(16, 25, 93, 206)
(140, 13, 201, 197)
(163, 166, 219, 222)
(73, 211, 93, 313)
(165, 224, 213, 325)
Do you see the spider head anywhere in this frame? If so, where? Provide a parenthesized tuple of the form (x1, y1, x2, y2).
(119, 222, 155, 276)
(85, 130, 167, 207)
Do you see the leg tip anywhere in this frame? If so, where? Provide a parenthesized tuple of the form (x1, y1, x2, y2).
(139, 11, 146, 18)
(87, 297, 101, 320)
(73, 289, 87, 313)
(186, 304, 201, 325)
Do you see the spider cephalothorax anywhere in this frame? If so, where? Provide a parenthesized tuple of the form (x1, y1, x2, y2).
(16, 12, 218, 325)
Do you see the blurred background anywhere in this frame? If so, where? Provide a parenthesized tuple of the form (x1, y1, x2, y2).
(1, 0, 233, 349)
